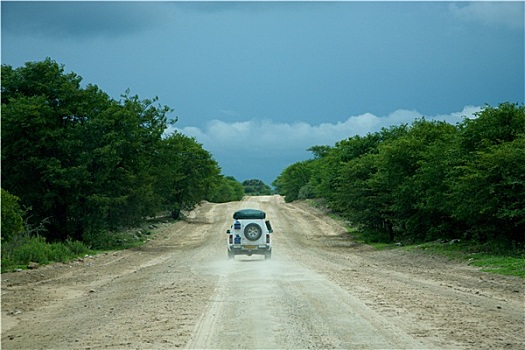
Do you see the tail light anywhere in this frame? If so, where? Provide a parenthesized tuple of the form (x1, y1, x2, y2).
(229, 235, 233, 244)
(266, 234, 270, 244)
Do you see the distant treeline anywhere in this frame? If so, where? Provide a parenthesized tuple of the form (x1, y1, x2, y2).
(1, 58, 247, 244)
(273, 102, 524, 246)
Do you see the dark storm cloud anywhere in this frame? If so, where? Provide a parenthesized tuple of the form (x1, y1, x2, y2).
(1, 1, 168, 39)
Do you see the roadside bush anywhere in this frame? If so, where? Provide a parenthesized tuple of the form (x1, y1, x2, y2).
(65, 238, 91, 255)
(207, 176, 245, 203)
(1, 233, 91, 272)
(83, 229, 143, 250)
(1, 188, 25, 242)
(47, 242, 73, 263)
(242, 179, 272, 196)
(298, 184, 316, 200)
(10, 235, 50, 264)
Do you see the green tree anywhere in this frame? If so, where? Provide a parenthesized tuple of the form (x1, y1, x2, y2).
(273, 161, 312, 202)
(77, 92, 170, 233)
(242, 179, 272, 196)
(459, 102, 525, 153)
(153, 132, 221, 219)
(372, 119, 457, 241)
(2, 59, 110, 239)
(449, 103, 525, 244)
(450, 136, 525, 243)
(1, 189, 25, 242)
(409, 124, 462, 240)
(321, 131, 396, 240)
(208, 176, 244, 203)
(2, 59, 171, 240)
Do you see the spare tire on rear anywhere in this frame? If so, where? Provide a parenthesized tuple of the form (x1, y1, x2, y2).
(244, 223, 262, 241)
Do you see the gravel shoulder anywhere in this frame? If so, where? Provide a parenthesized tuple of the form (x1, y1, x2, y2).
(2, 196, 523, 349)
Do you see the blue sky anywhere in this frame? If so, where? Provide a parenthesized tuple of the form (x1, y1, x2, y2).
(2, 1, 524, 185)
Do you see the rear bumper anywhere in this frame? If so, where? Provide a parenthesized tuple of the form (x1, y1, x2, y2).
(228, 244, 271, 255)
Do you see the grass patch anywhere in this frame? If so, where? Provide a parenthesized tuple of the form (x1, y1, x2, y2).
(1, 219, 172, 273)
(403, 240, 469, 259)
(349, 237, 525, 278)
(346, 227, 397, 251)
(467, 254, 525, 278)
(403, 241, 525, 278)
(1, 234, 93, 272)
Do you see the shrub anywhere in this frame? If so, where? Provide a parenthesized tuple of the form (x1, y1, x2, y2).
(1, 188, 24, 242)
(65, 238, 90, 255)
(82, 229, 142, 250)
(1, 233, 91, 272)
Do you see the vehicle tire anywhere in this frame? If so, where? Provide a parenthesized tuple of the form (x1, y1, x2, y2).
(228, 250, 235, 259)
(244, 223, 262, 241)
(264, 251, 272, 259)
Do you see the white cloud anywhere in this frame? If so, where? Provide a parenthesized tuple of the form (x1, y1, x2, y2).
(449, 2, 524, 29)
(435, 105, 482, 123)
(170, 106, 482, 153)
(165, 106, 482, 182)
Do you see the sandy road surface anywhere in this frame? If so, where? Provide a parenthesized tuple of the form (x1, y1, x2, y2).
(2, 196, 523, 349)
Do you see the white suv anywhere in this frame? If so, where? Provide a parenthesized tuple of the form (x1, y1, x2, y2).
(227, 209, 272, 259)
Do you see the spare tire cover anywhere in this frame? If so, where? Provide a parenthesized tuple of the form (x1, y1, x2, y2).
(244, 223, 263, 241)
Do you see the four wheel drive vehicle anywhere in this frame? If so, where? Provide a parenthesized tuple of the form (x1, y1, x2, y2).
(227, 209, 273, 259)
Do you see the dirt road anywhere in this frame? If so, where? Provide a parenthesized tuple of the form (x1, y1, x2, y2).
(2, 196, 523, 349)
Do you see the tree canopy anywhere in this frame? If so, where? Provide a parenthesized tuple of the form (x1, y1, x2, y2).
(1, 58, 237, 242)
(273, 103, 525, 246)
(242, 179, 273, 196)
